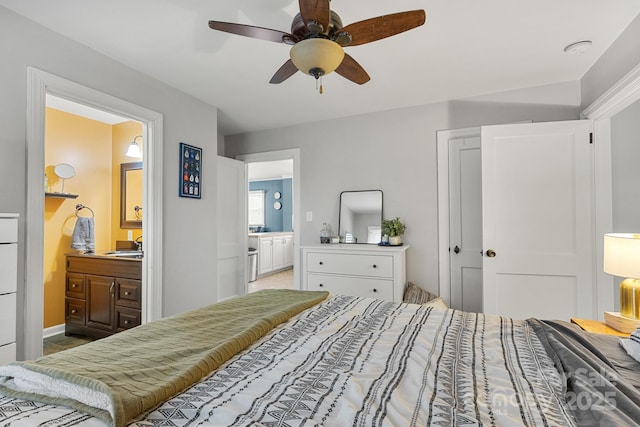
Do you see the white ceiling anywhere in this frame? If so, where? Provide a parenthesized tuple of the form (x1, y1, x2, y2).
(4, 0, 640, 136)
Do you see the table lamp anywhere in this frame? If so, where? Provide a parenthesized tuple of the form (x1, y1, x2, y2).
(603, 233, 640, 329)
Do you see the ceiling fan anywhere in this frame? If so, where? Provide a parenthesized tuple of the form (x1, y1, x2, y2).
(208, 0, 426, 91)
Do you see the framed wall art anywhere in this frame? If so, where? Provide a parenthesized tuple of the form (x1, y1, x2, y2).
(179, 142, 202, 199)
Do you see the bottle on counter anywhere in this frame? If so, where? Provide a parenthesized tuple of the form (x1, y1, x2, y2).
(320, 223, 331, 244)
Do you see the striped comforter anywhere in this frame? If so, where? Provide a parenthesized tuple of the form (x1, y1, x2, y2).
(0, 295, 577, 426)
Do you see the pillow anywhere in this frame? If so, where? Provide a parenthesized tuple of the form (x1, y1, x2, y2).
(403, 281, 439, 304)
(422, 297, 448, 311)
(620, 326, 640, 363)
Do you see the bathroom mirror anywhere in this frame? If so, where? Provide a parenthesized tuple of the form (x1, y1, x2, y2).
(120, 162, 143, 229)
(339, 190, 383, 244)
(54, 162, 75, 193)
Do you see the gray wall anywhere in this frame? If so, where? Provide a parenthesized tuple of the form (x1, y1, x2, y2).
(611, 98, 640, 231)
(0, 6, 220, 334)
(225, 101, 581, 294)
(581, 13, 640, 110)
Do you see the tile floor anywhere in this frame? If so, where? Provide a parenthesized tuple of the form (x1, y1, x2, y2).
(248, 268, 294, 293)
(43, 334, 96, 356)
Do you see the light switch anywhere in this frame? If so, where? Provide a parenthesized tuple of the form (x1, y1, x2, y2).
(306, 211, 313, 222)
(127, 230, 133, 240)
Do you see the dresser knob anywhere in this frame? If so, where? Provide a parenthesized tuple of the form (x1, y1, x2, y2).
(70, 309, 77, 314)
(319, 261, 323, 265)
(124, 291, 131, 296)
(373, 289, 377, 293)
(319, 283, 324, 287)
(124, 320, 130, 325)
(72, 284, 78, 288)
(372, 264, 377, 268)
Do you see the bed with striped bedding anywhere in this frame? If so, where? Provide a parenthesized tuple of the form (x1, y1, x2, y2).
(0, 292, 637, 426)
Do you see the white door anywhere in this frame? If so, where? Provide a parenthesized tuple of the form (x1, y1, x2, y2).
(272, 237, 285, 270)
(217, 156, 247, 301)
(283, 235, 294, 267)
(448, 135, 483, 312)
(481, 120, 594, 320)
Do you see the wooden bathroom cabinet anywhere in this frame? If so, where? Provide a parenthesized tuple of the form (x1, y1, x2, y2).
(65, 254, 142, 339)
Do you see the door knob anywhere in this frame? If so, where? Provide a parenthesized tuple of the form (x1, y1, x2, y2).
(486, 249, 496, 258)
(453, 245, 460, 254)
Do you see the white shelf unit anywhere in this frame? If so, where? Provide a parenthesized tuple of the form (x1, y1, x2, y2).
(0, 213, 18, 365)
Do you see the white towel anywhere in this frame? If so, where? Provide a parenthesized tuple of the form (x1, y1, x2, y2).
(71, 217, 95, 251)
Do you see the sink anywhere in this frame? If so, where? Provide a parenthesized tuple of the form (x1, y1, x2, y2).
(104, 250, 143, 258)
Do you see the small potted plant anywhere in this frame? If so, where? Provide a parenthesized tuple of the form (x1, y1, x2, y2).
(381, 217, 406, 246)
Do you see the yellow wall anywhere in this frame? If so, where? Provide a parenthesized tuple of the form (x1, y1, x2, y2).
(44, 108, 142, 329)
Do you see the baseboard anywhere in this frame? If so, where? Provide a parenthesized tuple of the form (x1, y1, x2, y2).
(43, 324, 65, 338)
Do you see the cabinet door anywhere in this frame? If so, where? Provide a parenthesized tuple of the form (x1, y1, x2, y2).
(259, 238, 273, 274)
(283, 235, 294, 267)
(86, 275, 115, 332)
(115, 279, 142, 309)
(272, 237, 285, 271)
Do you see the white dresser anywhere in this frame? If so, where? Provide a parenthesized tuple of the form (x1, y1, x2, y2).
(301, 244, 409, 302)
(0, 214, 18, 365)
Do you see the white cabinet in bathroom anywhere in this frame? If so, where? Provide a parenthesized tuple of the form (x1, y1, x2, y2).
(249, 233, 294, 277)
(301, 244, 409, 303)
(0, 214, 18, 365)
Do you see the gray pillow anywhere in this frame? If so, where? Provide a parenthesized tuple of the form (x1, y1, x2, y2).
(403, 281, 438, 304)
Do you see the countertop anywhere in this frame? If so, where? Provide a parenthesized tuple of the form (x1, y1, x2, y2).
(248, 231, 293, 237)
(66, 250, 143, 260)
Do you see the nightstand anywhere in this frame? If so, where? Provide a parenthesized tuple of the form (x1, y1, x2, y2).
(570, 318, 630, 337)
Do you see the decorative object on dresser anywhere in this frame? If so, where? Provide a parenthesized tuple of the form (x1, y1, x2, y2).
(65, 254, 142, 339)
(0, 214, 18, 365)
(603, 233, 640, 331)
(381, 216, 406, 246)
(301, 244, 408, 302)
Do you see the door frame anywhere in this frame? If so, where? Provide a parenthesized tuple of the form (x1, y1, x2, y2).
(25, 67, 164, 360)
(436, 127, 480, 305)
(236, 149, 301, 291)
(582, 61, 640, 314)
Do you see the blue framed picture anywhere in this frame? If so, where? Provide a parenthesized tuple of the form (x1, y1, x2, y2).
(179, 143, 202, 199)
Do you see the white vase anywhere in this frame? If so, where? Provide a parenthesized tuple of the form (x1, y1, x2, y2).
(389, 235, 402, 246)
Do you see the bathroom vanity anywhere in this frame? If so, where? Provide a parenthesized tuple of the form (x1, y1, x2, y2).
(65, 253, 142, 339)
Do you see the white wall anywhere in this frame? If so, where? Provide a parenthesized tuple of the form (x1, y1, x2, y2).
(0, 6, 220, 356)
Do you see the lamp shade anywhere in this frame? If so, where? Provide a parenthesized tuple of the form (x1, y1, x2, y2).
(125, 135, 143, 158)
(603, 233, 640, 278)
(290, 38, 345, 78)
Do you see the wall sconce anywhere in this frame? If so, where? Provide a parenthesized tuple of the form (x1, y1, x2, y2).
(125, 135, 143, 158)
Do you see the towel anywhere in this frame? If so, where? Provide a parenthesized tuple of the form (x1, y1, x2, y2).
(71, 217, 95, 251)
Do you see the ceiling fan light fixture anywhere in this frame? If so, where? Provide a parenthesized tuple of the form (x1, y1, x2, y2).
(290, 38, 345, 78)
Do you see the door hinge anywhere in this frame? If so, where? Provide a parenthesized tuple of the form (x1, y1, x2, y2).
(589, 132, 593, 144)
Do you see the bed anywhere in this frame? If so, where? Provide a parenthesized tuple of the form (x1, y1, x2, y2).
(0, 289, 639, 426)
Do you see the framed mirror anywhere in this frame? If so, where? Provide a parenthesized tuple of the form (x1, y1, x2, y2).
(120, 162, 143, 228)
(339, 190, 383, 244)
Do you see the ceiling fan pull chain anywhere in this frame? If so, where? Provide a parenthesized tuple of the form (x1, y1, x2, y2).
(319, 76, 324, 94)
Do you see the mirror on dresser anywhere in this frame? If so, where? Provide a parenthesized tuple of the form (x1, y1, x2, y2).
(120, 162, 143, 228)
(339, 190, 383, 244)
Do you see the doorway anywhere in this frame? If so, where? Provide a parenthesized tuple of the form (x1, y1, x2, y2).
(43, 95, 143, 353)
(237, 149, 301, 292)
(24, 68, 163, 361)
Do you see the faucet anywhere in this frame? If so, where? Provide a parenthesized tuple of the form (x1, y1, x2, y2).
(134, 235, 143, 252)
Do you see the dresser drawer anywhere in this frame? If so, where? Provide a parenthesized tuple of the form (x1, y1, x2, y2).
(307, 274, 394, 302)
(116, 306, 141, 331)
(66, 273, 86, 299)
(116, 279, 142, 309)
(306, 252, 393, 278)
(65, 298, 86, 325)
(0, 293, 16, 345)
(0, 244, 17, 294)
(0, 218, 17, 243)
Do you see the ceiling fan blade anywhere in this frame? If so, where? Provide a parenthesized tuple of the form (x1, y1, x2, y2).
(339, 10, 426, 47)
(299, 0, 330, 32)
(270, 59, 299, 84)
(209, 21, 296, 44)
(335, 54, 370, 85)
